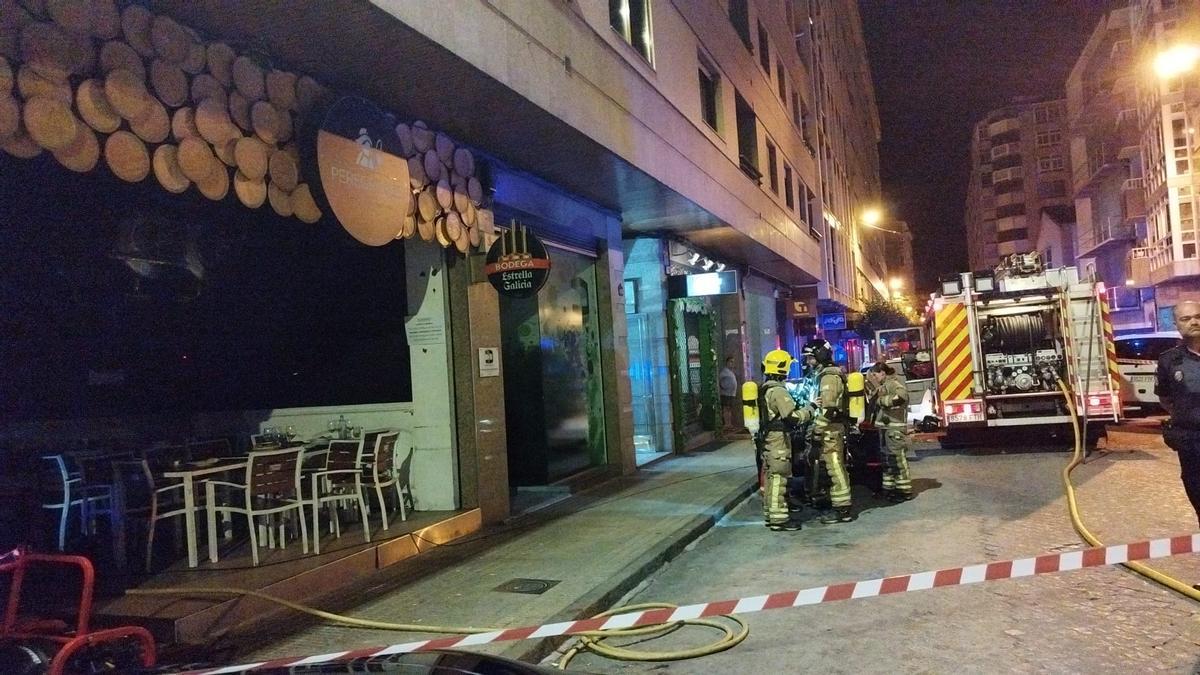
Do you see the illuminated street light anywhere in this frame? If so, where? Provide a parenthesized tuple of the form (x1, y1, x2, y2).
(862, 207, 883, 227)
(889, 277, 904, 291)
(1154, 44, 1200, 79)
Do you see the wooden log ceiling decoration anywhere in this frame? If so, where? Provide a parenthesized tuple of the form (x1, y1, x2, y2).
(0, 0, 494, 253)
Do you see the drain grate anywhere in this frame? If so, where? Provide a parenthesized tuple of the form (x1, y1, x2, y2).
(494, 578, 561, 595)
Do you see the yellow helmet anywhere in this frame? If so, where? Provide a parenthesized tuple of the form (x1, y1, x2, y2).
(762, 349, 795, 377)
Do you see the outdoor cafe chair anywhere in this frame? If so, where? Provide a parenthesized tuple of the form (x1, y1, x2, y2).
(205, 446, 308, 566)
(111, 458, 188, 571)
(40, 454, 115, 551)
(306, 439, 371, 554)
(361, 431, 414, 530)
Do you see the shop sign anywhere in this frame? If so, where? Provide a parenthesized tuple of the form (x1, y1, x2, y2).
(666, 270, 739, 298)
(312, 96, 411, 246)
(819, 313, 847, 331)
(484, 224, 551, 298)
(791, 300, 813, 317)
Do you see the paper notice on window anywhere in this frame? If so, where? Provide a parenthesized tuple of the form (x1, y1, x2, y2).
(405, 315, 445, 346)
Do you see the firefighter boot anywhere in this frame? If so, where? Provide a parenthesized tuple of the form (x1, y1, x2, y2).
(768, 518, 802, 531)
(820, 506, 856, 524)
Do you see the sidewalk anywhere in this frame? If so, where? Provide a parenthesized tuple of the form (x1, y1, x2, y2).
(243, 439, 758, 665)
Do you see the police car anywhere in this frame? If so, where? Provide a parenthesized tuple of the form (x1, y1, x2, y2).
(1115, 331, 1181, 412)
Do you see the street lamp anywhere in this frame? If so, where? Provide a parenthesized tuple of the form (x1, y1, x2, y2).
(1154, 44, 1200, 79)
(888, 277, 904, 292)
(861, 207, 883, 228)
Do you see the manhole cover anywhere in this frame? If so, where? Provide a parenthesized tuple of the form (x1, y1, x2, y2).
(494, 578, 561, 595)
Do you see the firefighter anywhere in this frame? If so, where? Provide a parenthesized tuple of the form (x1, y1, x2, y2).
(805, 340, 856, 523)
(759, 348, 814, 531)
(867, 362, 914, 502)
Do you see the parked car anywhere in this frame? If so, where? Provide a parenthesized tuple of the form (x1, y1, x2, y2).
(1115, 331, 1181, 412)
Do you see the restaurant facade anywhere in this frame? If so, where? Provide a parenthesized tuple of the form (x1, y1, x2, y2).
(0, 0, 641, 574)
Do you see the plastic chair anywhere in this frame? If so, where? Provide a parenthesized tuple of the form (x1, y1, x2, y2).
(111, 459, 188, 571)
(40, 455, 115, 551)
(306, 439, 371, 553)
(205, 446, 308, 566)
(362, 431, 414, 530)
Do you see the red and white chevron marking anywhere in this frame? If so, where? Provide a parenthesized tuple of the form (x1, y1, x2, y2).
(183, 533, 1200, 674)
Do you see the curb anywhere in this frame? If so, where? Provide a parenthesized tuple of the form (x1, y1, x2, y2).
(502, 474, 757, 664)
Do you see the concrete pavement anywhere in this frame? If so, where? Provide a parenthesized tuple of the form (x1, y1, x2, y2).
(242, 439, 759, 665)
(558, 427, 1200, 673)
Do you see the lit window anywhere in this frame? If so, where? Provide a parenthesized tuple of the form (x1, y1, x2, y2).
(609, 0, 654, 64)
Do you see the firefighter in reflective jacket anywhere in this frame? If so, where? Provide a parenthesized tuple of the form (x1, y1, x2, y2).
(867, 362, 914, 502)
(759, 349, 813, 531)
(806, 340, 856, 524)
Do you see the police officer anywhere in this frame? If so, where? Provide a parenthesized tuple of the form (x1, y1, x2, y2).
(759, 349, 813, 531)
(867, 362, 913, 502)
(805, 340, 856, 524)
(1157, 300, 1200, 527)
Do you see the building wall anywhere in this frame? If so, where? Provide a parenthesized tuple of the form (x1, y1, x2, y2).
(966, 100, 1073, 270)
(1130, 0, 1200, 319)
(372, 0, 824, 280)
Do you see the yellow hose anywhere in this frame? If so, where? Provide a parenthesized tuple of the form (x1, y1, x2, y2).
(125, 588, 748, 668)
(1057, 379, 1200, 600)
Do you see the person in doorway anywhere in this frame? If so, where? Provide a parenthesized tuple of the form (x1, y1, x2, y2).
(759, 349, 815, 531)
(805, 340, 856, 524)
(719, 356, 739, 438)
(1157, 300, 1200, 528)
(867, 362, 914, 502)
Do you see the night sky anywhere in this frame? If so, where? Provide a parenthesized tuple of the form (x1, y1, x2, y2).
(859, 0, 1115, 293)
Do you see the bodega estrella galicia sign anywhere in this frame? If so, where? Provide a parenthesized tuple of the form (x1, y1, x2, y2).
(485, 224, 551, 298)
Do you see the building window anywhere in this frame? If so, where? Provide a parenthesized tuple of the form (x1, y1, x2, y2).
(698, 53, 720, 132)
(997, 228, 1028, 243)
(1035, 130, 1062, 147)
(981, 171, 993, 188)
(1038, 156, 1064, 173)
(766, 140, 778, 194)
(758, 21, 771, 73)
(735, 91, 760, 179)
(791, 91, 802, 127)
(784, 164, 794, 209)
(1034, 105, 1061, 124)
(729, 0, 752, 49)
(777, 60, 787, 101)
(609, 0, 654, 64)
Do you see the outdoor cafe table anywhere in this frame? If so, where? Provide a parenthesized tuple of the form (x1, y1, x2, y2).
(161, 460, 247, 568)
(160, 443, 329, 568)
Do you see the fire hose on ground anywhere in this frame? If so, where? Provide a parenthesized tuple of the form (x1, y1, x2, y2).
(1057, 378, 1200, 601)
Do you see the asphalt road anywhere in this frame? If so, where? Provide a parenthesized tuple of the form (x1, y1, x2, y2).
(555, 425, 1200, 673)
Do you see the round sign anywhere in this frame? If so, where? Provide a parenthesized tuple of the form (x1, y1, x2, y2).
(484, 225, 551, 298)
(312, 96, 410, 246)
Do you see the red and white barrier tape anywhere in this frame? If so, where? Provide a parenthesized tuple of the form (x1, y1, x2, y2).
(182, 533, 1200, 674)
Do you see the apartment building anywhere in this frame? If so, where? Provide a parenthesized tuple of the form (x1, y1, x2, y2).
(965, 99, 1074, 271)
(1066, 6, 1151, 333)
(1127, 0, 1200, 329)
(32, 1, 883, 510)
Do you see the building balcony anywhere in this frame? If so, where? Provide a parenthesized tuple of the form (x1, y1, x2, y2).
(1078, 216, 1136, 258)
(1128, 240, 1200, 286)
(988, 118, 1021, 137)
(1126, 246, 1152, 287)
(990, 142, 1021, 161)
(1071, 142, 1120, 195)
(1122, 178, 1146, 220)
(992, 166, 1025, 183)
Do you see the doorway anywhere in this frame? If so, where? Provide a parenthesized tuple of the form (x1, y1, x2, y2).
(500, 244, 606, 499)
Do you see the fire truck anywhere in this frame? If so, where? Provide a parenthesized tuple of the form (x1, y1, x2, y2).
(929, 253, 1121, 447)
